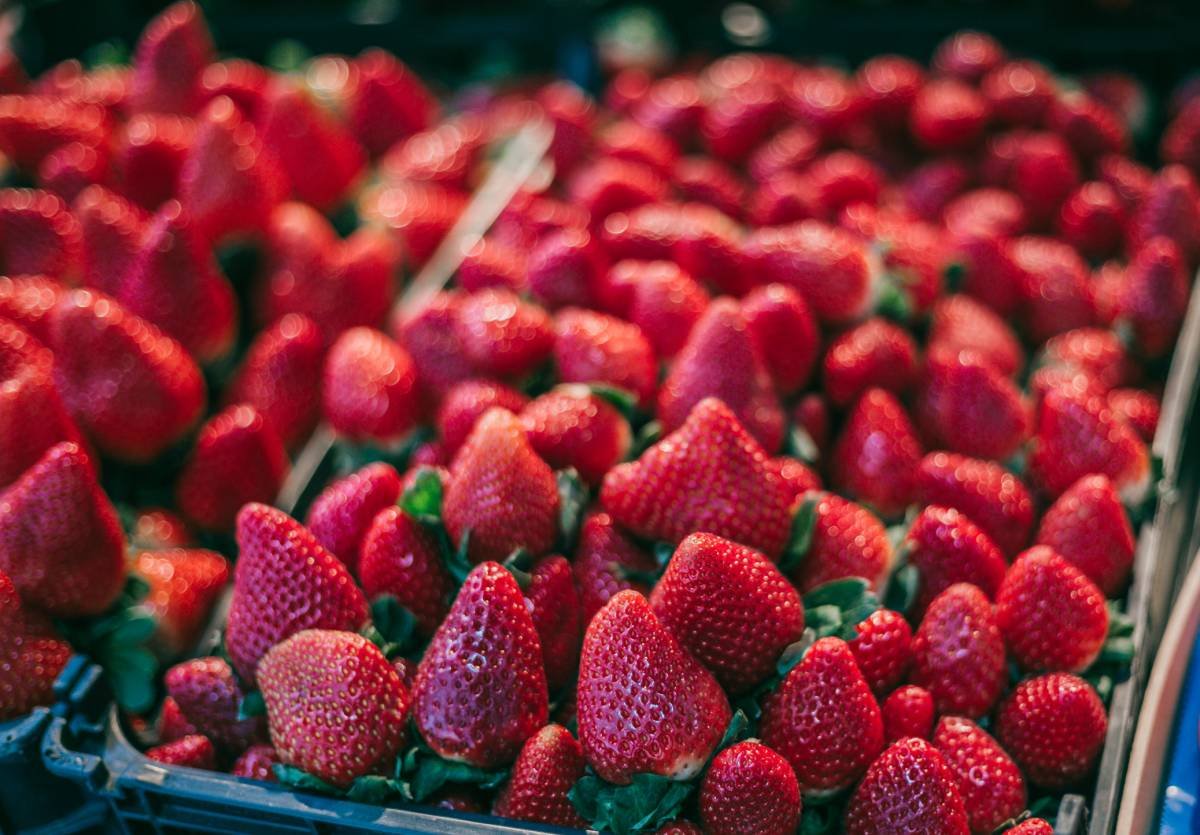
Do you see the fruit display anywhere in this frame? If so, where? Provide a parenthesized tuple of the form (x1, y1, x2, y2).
(2, 3, 1200, 833)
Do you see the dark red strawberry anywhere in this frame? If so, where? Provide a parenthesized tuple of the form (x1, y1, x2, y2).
(165, 657, 264, 754)
(608, 260, 707, 359)
(949, 230, 1026, 318)
(0, 96, 108, 173)
(789, 67, 863, 142)
(0, 566, 71, 720)
(347, 49, 438, 158)
(857, 55, 924, 131)
(1008, 133, 1081, 228)
(226, 503, 369, 686)
(822, 318, 918, 408)
(910, 79, 989, 151)
(844, 737, 969, 835)
(128, 1, 212, 115)
(231, 744, 280, 782)
(259, 629, 409, 787)
(146, 735, 217, 770)
(359, 505, 453, 636)
(569, 158, 668, 223)
(881, 685, 934, 743)
(911, 584, 1007, 719)
(457, 236, 526, 294)
(916, 348, 1029, 461)
(1058, 181, 1127, 261)
(1049, 92, 1128, 161)
(158, 696, 198, 742)
(577, 590, 730, 783)
(673, 156, 745, 220)
(749, 171, 816, 227)
(902, 159, 972, 222)
(1128, 164, 1200, 260)
(916, 453, 1034, 557)
(741, 283, 819, 395)
(996, 672, 1107, 788)
(553, 308, 657, 407)
(982, 60, 1057, 127)
(905, 506, 1007, 617)
(599, 119, 677, 176)
(1109, 388, 1159, 442)
(793, 394, 832, 453)
(832, 388, 923, 518)
(526, 556, 583, 693)
(1119, 236, 1190, 358)
(39, 140, 108, 203)
(414, 562, 548, 767)
(933, 716, 1026, 835)
(134, 548, 228, 657)
(702, 83, 784, 164)
(306, 462, 402, 573)
(1010, 236, 1096, 345)
(1036, 474, 1134, 596)
(525, 227, 605, 310)
(699, 741, 802, 835)
(0, 275, 63, 342)
(437, 379, 530, 456)
(632, 76, 704, 141)
(934, 30, 1006, 81)
(0, 188, 81, 280)
(520, 387, 631, 485)
(454, 289, 554, 380)
(1039, 327, 1134, 393)
(849, 609, 914, 697)
(491, 724, 586, 828)
(791, 493, 893, 594)
(73, 185, 146, 297)
(322, 327, 419, 446)
(573, 512, 658, 625)
(114, 113, 194, 212)
(928, 295, 1024, 379)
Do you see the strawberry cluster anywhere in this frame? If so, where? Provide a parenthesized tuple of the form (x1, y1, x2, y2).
(0, 6, 1195, 834)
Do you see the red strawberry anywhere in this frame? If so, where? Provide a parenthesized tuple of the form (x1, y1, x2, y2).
(911, 584, 1007, 719)
(1036, 474, 1134, 596)
(1008, 133, 1081, 227)
(553, 308, 657, 407)
(347, 49, 438, 157)
(822, 318, 918, 408)
(129, 508, 191, 550)
(197, 59, 269, 120)
(0, 188, 81, 280)
(1010, 236, 1096, 344)
(0, 96, 108, 172)
(651, 532, 804, 694)
(1128, 164, 1200, 260)
(857, 55, 924, 131)
(1049, 93, 1128, 161)
(996, 673, 1107, 788)
(793, 394, 832, 452)
(1010, 821, 1055, 835)
(996, 546, 1108, 673)
(789, 68, 863, 143)
(519, 387, 631, 485)
(1108, 387, 1159, 442)
(933, 716, 1026, 835)
(910, 80, 989, 151)
(0, 567, 72, 719)
(577, 590, 730, 783)
(454, 289, 554, 379)
(741, 283, 819, 395)
(569, 158, 668, 223)
(539, 81, 597, 175)
(749, 172, 816, 227)
(525, 227, 605, 310)
(133, 548, 228, 657)
(115, 113, 194, 211)
(305, 462, 401, 573)
(849, 609, 914, 697)
(364, 181, 464, 268)
(39, 140, 108, 203)
(881, 685, 934, 743)
(231, 744, 280, 782)
(928, 295, 1024, 379)
(0, 275, 63, 342)
(414, 562, 548, 767)
(916, 453, 1034, 557)
(949, 228, 1026, 318)
(832, 388, 923, 518)
(491, 724, 587, 828)
(902, 158, 971, 222)
(259, 629, 410, 787)
(146, 735, 217, 770)
(791, 493, 892, 594)
(946, 188, 1027, 240)
(905, 506, 1007, 617)
(844, 738, 969, 835)
(458, 236, 526, 294)
(599, 120, 678, 176)
(165, 657, 264, 754)
(767, 457, 822, 508)
(633, 76, 704, 142)
(226, 504, 369, 686)
(129, 1, 212, 115)
(158, 696, 199, 742)
(702, 83, 784, 164)
(526, 556, 583, 693)
(359, 505, 453, 636)
(1039, 327, 1133, 393)
(1058, 181, 1127, 260)
(602, 398, 793, 559)
(442, 408, 559, 564)
(934, 30, 1005, 81)
(1119, 236, 1190, 358)
(322, 327, 419, 446)
(699, 741, 802, 835)
(437, 379, 530, 456)
(760, 636, 883, 796)
(573, 512, 658, 624)
(673, 156, 746, 220)
(176, 404, 288, 532)
(73, 185, 146, 297)
(609, 260, 708, 359)
(916, 348, 1029, 461)
(982, 60, 1057, 127)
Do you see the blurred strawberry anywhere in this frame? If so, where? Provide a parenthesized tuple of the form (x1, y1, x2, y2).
(911, 80, 989, 151)
(457, 236, 526, 294)
(39, 141, 108, 203)
(569, 158, 668, 223)
(454, 289, 553, 380)
(1049, 92, 1129, 161)
(0, 566, 72, 720)
(133, 548, 228, 657)
(0, 276, 63, 342)
(1010, 236, 1096, 344)
(982, 60, 1056, 127)
(905, 505, 1007, 618)
(129, 1, 213, 115)
(0, 189, 81, 280)
(1039, 327, 1134, 392)
(857, 55, 924, 132)
(916, 347, 1029, 461)
(165, 656, 264, 754)
(1108, 388, 1159, 442)
(198, 59, 270, 121)
(347, 49, 438, 157)
(917, 452, 1034, 557)
(1119, 236, 1190, 358)
(129, 508, 191, 551)
(747, 125, 820, 183)
(393, 291, 476, 399)
(1128, 164, 1200, 260)
(146, 735, 216, 769)
(823, 317, 918, 408)
(928, 295, 1023, 378)
(607, 260, 708, 359)
(306, 462, 402, 573)
(231, 744, 280, 782)
(553, 308, 657, 407)
(0, 96, 109, 172)
(741, 283, 819, 395)
(1058, 181, 1127, 260)
(322, 327, 418, 446)
(600, 120, 678, 176)
(832, 388, 923, 518)
(933, 30, 1006, 81)
(115, 114, 195, 211)
(672, 156, 745, 219)
(525, 228, 605, 310)
(520, 387, 630, 485)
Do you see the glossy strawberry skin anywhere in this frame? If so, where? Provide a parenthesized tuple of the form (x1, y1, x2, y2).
(832, 388, 923, 518)
(527, 556, 583, 693)
(933, 716, 1027, 835)
(146, 735, 217, 770)
(492, 724, 587, 828)
(305, 463, 402, 575)
(134, 549, 228, 657)
(699, 741, 802, 835)
(905, 505, 1007, 617)
(165, 657, 264, 755)
(0, 276, 63, 343)
(911, 584, 1007, 719)
(519, 388, 630, 486)
(996, 673, 1107, 788)
(916, 453, 1034, 558)
(0, 96, 110, 174)
(129, 1, 213, 115)
(115, 113, 194, 211)
(1036, 474, 1135, 596)
(455, 289, 554, 380)
(0, 567, 72, 720)
(553, 308, 657, 407)
(791, 493, 893, 594)
(573, 512, 658, 624)
(822, 318, 918, 408)
(231, 744, 280, 782)
(928, 295, 1024, 378)
(610, 260, 708, 359)
(844, 737, 970, 835)
(413, 562, 548, 768)
(436, 379, 530, 456)
(910, 79, 989, 152)
(849, 609, 913, 697)
(915, 348, 1029, 462)
(358, 506, 452, 636)
(322, 327, 419, 446)
(881, 685, 934, 743)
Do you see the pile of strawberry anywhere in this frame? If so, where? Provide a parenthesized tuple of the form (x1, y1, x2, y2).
(1, 3, 1198, 832)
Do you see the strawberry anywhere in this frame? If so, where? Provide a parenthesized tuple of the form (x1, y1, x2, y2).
(569, 158, 668, 223)
(996, 546, 1108, 673)
(910, 80, 989, 151)
(0, 567, 72, 719)
(165, 657, 264, 754)
(259, 629, 410, 787)
(115, 114, 194, 211)
(949, 233, 1026, 320)
(364, 181, 464, 268)
(526, 227, 605, 310)
(231, 744, 280, 782)
(905, 506, 1007, 617)
(322, 327, 419, 446)
(1049, 93, 1128, 161)
(437, 379, 530, 456)
(577, 590, 730, 783)
(944, 188, 1027, 240)
(832, 388, 923, 518)
(197, 59, 269, 120)
(359, 505, 452, 636)
(0, 275, 63, 342)
(1036, 474, 1135, 596)
(857, 55, 924, 131)
(414, 562, 548, 767)
(73, 185, 147, 297)
(1038, 327, 1133, 392)
(916, 452, 1034, 558)
(599, 120, 678, 176)
(394, 291, 476, 399)
(128, 1, 212, 115)
(658, 298, 784, 452)
(741, 283, 819, 395)
(673, 156, 746, 220)
(0, 96, 108, 172)
(1007, 133, 1081, 227)
(995, 672, 1107, 788)
(39, 140, 108, 203)
(651, 532, 804, 694)
(822, 318, 918, 408)
(226, 504, 369, 686)
(1010, 236, 1096, 344)
(633, 76, 704, 141)
(609, 260, 708, 359)
(933, 716, 1026, 835)
(455, 289, 554, 379)
(792, 394, 832, 452)
(1057, 181, 1127, 260)
(928, 295, 1024, 379)
(749, 172, 816, 227)
(760, 636, 883, 796)
(767, 457, 822, 508)
(573, 512, 658, 625)
(133, 548, 228, 657)
(1108, 388, 1159, 442)
(1163, 100, 1200, 175)
(1119, 236, 1190, 358)
(526, 556, 583, 693)
(790, 493, 892, 594)
(982, 60, 1057, 127)
(902, 159, 971, 222)
(702, 83, 784, 164)
(1010, 821, 1054, 835)
(849, 609, 914, 697)
(457, 236, 526, 294)
(844, 737, 969, 835)
(306, 463, 401, 573)
(129, 508, 191, 550)
(910, 584, 1007, 719)
(789, 68, 863, 142)
(915, 347, 1029, 461)
(602, 398, 793, 559)
(225, 314, 325, 450)
(347, 49, 438, 158)
(538, 81, 597, 175)
(520, 387, 631, 485)
(491, 724, 587, 828)
(1128, 164, 1200, 260)
(158, 696, 198, 742)
(553, 308, 657, 407)
(0, 188, 81, 280)
(1028, 386, 1150, 502)
(146, 735, 217, 770)
(1098, 153, 1153, 214)
(699, 741, 802, 835)
(934, 30, 1006, 81)
(881, 685, 934, 743)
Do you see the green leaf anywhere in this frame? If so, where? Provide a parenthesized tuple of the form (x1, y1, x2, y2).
(786, 425, 820, 464)
(876, 281, 913, 323)
(776, 630, 815, 678)
(804, 604, 844, 638)
(556, 469, 588, 553)
(400, 467, 444, 521)
(589, 384, 640, 422)
(1098, 636, 1134, 666)
(569, 772, 694, 835)
(653, 541, 676, 570)
(120, 574, 151, 607)
(346, 775, 399, 803)
(370, 596, 417, 650)
(107, 613, 157, 647)
(710, 710, 750, 760)
(802, 578, 879, 640)
(237, 691, 266, 721)
(409, 756, 507, 802)
(942, 261, 966, 293)
(444, 529, 473, 585)
(275, 764, 342, 795)
(883, 563, 920, 616)
(779, 496, 819, 574)
(105, 646, 158, 713)
(631, 421, 662, 458)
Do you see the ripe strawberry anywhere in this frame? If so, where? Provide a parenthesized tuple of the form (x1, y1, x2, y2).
(573, 512, 658, 624)
(760, 636, 883, 796)
(983, 60, 1056, 127)
(822, 318, 918, 408)
(454, 289, 554, 379)
(1128, 164, 1200, 260)
(945, 187, 1027, 240)
(128, 1, 212, 115)
(699, 741, 802, 835)
(933, 716, 1026, 835)
(231, 744, 280, 782)
(129, 508, 191, 551)
(0, 567, 71, 719)
(928, 295, 1024, 379)
(857, 55, 924, 131)
(1049, 93, 1128, 161)
(364, 181, 464, 268)
(553, 308, 658, 407)
(934, 30, 1005, 81)
(911, 584, 1007, 719)
(197, 58, 269, 120)
(702, 83, 784, 164)
(0, 275, 63, 342)
(881, 685, 934, 742)
(602, 398, 793, 559)
(949, 232, 1026, 319)
(146, 735, 217, 770)
(996, 546, 1108, 673)
(791, 493, 892, 594)
(226, 504, 369, 686)
(849, 609, 914, 697)
(437, 379, 529, 456)
(789, 67, 863, 142)
(1008, 133, 1081, 228)
(1010, 236, 1096, 345)
(259, 629, 409, 787)
(911, 80, 989, 151)
(0, 96, 108, 172)
(832, 388, 923, 518)
(749, 171, 816, 227)
(414, 562, 548, 767)
(458, 236, 526, 294)
(806, 151, 883, 219)
(73, 185, 146, 297)
(491, 724, 587, 828)
(526, 556, 582, 693)
(598, 119, 677, 176)
(322, 327, 419, 446)
(905, 506, 1007, 617)
(1036, 474, 1134, 596)
(1057, 181, 1127, 260)
(633, 76, 704, 141)
(165, 657, 264, 754)
(673, 156, 746, 220)
(845, 737, 969, 835)
(996, 673, 1107, 788)
(39, 140, 108, 203)
(538, 81, 597, 175)
(525, 228, 605, 310)
(305, 462, 402, 573)
(347, 49, 438, 158)
(359, 505, 452, 636)
(767, 457, 822, 508)
(1010, 821, 1054, 835)
(608, 260, 708, 359)
(1108, 388, 1159, 442)
(0, 188, 81, 280)
(133, 548, 228, 657)
(902, 158, 972, 222)
(741, 283, 820, 395)
(915, 348, 1029, 461)
(569, 158, 668, 223)
(916, 453, 1034, 557)
(394, 293, 473, 396)
(520, 387, 631, 485)
(115, 113, 194, 211)
(158, 696, 198, 742)
(1119, 236, 1190, 358)
(1038, 327, 1133, 392)
(578, 590, 730, 783)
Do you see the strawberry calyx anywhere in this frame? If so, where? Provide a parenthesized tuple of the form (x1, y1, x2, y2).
(394, 739, 508, 803)
(330, 426, 436, 478)
(801, 578, 881, 641)
(778, 494, 821, 574)
(361, 594, 421, 659)
(556, 468, 588, 553)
